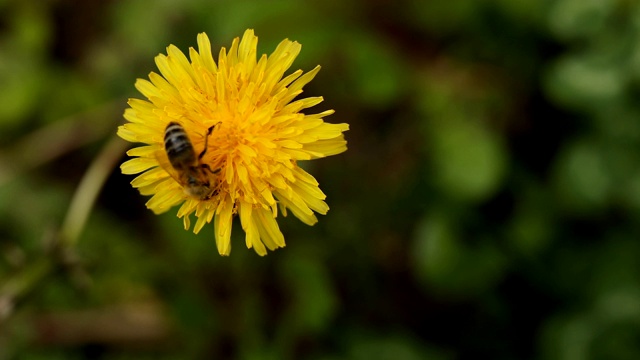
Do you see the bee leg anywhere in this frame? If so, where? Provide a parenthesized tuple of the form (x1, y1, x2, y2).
(204, 188, 219, 200)
(198, 121, 222, 160)
(200, 164, 221, 175)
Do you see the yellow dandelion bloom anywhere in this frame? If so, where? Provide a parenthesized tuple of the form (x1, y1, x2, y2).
(117, 29, 349, 256)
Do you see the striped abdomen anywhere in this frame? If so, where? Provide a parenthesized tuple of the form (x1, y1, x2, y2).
(164, 122, 196, 170)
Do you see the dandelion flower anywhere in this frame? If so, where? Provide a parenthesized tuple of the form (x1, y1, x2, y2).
(117, 29, 349, 256)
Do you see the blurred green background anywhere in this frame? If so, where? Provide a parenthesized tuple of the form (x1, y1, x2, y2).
(2, 0, 640, 359)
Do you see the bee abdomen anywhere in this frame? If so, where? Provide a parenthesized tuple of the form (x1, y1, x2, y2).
(164, 122, 196, 169)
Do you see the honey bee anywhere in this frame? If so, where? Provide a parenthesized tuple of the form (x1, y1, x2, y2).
(163, 121, 220, 200)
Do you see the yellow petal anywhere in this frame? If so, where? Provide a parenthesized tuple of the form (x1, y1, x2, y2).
(126, 145, 157, 157)
(130, 167, 168, 188)
(291, 180, 329, 215)
(215, 198, 234, 255)
(255, 207, 285, 249)
(167, 44, 196, 85)
(197, 32, 218, 73)
(274, 189, 317, 226)
(121, 157, 158, 174)
(135, 78, 162, 100)
(306, 137, 348, 158)
(238, 29, 257, 75)
(239, 202, 266, 256)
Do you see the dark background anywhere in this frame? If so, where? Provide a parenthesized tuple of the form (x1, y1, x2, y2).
(1, 0, 640, 359)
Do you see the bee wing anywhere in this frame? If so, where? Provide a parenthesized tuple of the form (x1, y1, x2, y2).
(154, 147, 183, 186)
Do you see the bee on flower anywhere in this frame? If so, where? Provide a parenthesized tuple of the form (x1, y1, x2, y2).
(117, 29, 349, 256)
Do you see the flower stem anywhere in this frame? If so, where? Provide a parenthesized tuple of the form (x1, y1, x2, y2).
(60, 135, 128, 247)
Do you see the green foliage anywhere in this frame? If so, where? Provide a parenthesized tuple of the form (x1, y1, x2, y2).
(2, 0, 640, 359)
(412, 213, 508, 297)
